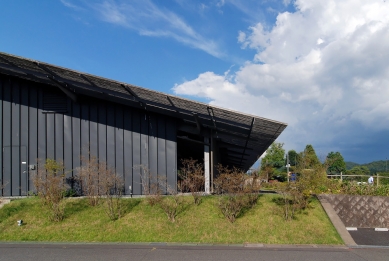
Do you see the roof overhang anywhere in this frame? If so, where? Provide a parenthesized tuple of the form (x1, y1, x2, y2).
(0, 52, 287, 171)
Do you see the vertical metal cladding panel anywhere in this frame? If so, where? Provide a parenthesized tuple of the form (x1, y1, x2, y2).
(72, 102, 81, 175)
(165, 117, 177, 192)
(37, 89, 46, 162)
(20, 83, 29, 195)
(89, 102, 98, 158)
(123, 108, 133, 195)
(98, 103, 107, 163)
(11, 81, 21, 195)
(132, 111, 141, 195)
(55, 113, 64, 161)
(80, 103, 90, 161)
(63, 99, 73, 179)
(46, 113, 55, 159)
(0, 77, 3, 195)
(3, 147, 11, 196)
(115, 105, 124, 180)
(140, 112, 149, 193)
(106, 104, 115, 169)
(157, 117, 167, 187)
(20, 146, 27, 195)
(148, 114, 158, 182)
(28, 84, 38, 192)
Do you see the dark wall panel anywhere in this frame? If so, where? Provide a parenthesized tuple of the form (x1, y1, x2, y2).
(11, 82, 21, 195)
(63, 112, 73, 179)
(166, 118, 177, 192)
(28, 85, 38, 192)
(98, 103, 107, 163)
(80, 103, 89, 162)
(3, 79, 11, 195)
(157, 117, 167, 183)
(106, 104, 115, 169)
(72, 103, 81, 175)
(140, 113, 149, 192)
(123, 108, 132, 195)
(55, 113, 64, 161)
(37, 90, 46, 161)
(1, 75, 180, 196)
(132, 112, 141, 195)
(46, 113, 55, 159)
(0, 78, 3, 195)
(115, 106, 124, 180)
(149, 115, 158, 180)
(89, 102, 98, 159)
(20, 83, 29, 195)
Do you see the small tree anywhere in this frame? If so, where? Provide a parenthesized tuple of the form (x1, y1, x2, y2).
(178, 158, 204, 205)
(326, 151, 346, 174)
(32, 159, 69, 222)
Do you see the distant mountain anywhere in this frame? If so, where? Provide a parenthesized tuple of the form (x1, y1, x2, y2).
(346, 160, 389, 173)
(345, 161, 360, 170)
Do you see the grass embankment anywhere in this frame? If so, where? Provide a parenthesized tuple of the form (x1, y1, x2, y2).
(0, 195, 342, 244)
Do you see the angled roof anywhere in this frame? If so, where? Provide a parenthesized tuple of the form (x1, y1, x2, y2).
(0, 52, 287, 171)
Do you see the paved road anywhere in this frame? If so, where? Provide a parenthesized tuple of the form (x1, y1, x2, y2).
(1, 243, 389, 261)
(349, 229, 389, 246)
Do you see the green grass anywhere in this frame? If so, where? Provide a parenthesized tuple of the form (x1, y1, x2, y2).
(0, 195, 343, 244)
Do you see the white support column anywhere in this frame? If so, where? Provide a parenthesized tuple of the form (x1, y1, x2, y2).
(204, 137, 210, 194)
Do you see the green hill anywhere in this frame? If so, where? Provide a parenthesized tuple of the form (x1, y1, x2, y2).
(346, 160, 388, 174)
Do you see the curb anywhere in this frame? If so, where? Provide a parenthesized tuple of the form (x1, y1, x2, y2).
(317, 196, 357, 246)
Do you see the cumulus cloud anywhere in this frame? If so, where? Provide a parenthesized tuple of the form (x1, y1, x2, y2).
(173, 0, 389, 162)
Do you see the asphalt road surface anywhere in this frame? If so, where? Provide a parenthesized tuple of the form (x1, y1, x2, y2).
(1, 243, 389, 261)
(349, 228, 389, 246)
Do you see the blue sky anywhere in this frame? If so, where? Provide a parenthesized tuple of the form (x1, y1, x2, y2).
(1, 0, 388, 164)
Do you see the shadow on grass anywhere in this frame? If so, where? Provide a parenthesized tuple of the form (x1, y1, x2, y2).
(0, 199, 33, 224)
(120, 198, 142, 216)
(64, 198, 91, 218)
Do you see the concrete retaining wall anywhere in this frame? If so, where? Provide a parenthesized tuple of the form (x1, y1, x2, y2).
(318, 194, 389, 228)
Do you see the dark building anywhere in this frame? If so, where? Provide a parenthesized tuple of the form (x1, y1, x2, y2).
(0, 52, 287, 197)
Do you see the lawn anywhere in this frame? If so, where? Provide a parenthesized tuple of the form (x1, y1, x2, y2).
(0, 194, 343, 244)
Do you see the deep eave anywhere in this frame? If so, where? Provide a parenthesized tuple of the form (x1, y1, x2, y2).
(0, 52, 287, 171)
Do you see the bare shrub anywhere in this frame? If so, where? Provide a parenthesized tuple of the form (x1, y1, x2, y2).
(77, 156, 101, 206)
(159, 182, 185, 223)
(78, 156, 124, 220)
(137, 165, 164, 206)
(178, 158, 204, 205)
(32, 159, 69, 222)
(98, 162, 124, 221)
(0, 181, 8, 204)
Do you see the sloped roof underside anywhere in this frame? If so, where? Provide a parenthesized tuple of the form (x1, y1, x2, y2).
(0, 52, 287, 171)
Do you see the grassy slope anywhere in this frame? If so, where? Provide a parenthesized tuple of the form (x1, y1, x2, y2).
(0, 195, 342, 244)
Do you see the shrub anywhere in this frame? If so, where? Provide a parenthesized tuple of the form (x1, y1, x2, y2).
(178, 158, 204, 205)
(214, 165, 259, 223)
(32, 159, 69, 222)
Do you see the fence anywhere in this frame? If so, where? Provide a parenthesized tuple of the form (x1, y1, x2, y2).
(327, 174, 389, 186)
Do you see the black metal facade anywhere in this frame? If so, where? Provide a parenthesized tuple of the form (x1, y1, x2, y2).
(0, 75, 177, 196)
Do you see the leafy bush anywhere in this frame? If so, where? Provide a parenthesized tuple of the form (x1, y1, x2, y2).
(214, 165, 259, 223)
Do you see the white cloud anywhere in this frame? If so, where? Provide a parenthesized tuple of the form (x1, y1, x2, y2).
(173, 0, 389, 160)
(63, 0, 223, 58)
